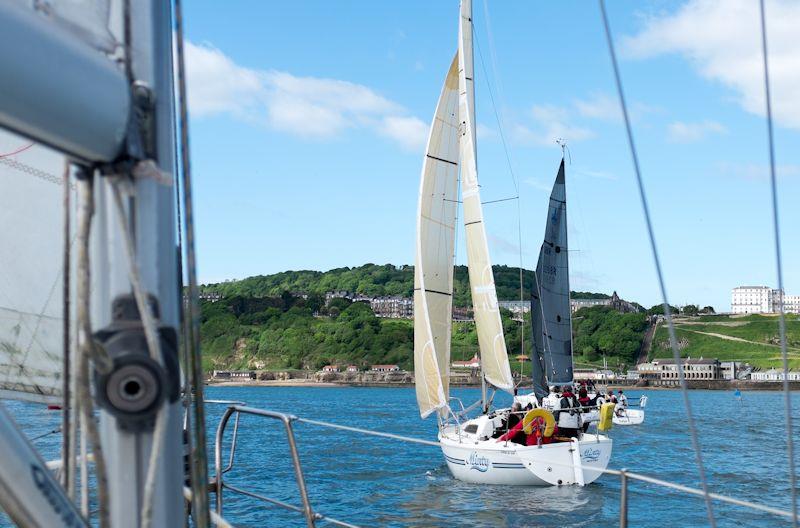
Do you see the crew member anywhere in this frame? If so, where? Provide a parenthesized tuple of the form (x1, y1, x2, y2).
(578, 387, 592, 433)
(554, 386, 581, 438)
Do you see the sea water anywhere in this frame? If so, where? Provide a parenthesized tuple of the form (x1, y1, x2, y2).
(2, 387, 799, 527)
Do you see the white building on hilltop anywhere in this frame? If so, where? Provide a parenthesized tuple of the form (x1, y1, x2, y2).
(731, 286, 800, 314)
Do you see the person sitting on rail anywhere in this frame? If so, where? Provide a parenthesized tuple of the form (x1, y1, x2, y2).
(577, 387, 592, 433)
(542, 385, 560, 411)
(495, 403, 526, 445)
(554, 387, 581, 439)
(615, 389, 629, 417)
(493, 402, 523, 439)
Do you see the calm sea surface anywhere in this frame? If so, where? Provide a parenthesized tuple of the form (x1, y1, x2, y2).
(2, 387, 800, 527)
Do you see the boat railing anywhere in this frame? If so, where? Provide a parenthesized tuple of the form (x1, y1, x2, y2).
(210, 404, 797, 527)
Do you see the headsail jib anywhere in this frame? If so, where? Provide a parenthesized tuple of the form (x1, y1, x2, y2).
(414, 54, 460, 419)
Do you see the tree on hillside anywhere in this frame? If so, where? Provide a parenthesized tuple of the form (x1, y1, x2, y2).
(681, 304, 699, 316)
(647, 304, 679, 315)
(572, 306, 647, 365)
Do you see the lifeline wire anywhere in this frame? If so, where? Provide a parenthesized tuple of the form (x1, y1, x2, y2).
(597, 1, 716, 526)
(758, 1, 797, 525)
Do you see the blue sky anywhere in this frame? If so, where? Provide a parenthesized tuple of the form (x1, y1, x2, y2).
(183, 0, 800, 311)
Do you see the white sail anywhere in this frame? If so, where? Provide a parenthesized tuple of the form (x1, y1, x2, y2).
(457, 0, 513, 392)
(414, 54, 460, 419)
(0, 130, 73, 403)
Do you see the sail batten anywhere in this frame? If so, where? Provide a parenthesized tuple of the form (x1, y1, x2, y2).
(414, 54, 460, 419)
(457, 0, 513, 393)
(531, 160, 573, 397)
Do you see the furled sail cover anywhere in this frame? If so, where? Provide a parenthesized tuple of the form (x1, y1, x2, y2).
(9, 0, 119, 53)
(457, 0, 513, 393)
(0, 130, 72, 403)
(414, 54, 460, 419)
(531, 160, 573, 386)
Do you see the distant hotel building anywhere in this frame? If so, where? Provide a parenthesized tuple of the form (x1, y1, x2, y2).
(370, 296, 413, 318)
(570, 291, 639, 314)
(731, 286, 800, 314)
(497, 292, 639, 315)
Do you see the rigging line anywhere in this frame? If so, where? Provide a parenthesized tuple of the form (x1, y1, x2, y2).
(31, 426, 61, 442)
(75, 173, 110, 528)
(174, 0, 212, 524)
(472, 21, 527, 376)
(758, 1, 797, 525)
(61, 161, 72, 495)
(598, 2, 716, 527)
(0, 142, 34, 158)
(482, 196, 518, 205)
(472, 13, 518, 195)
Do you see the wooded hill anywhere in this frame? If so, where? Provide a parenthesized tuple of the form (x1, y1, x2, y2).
(198, 264, 644, 373)
(200, 263, 610, 309)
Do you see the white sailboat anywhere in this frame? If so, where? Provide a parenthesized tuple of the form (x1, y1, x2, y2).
(414, 0, 613, 486)
(613, 395, 647, 426)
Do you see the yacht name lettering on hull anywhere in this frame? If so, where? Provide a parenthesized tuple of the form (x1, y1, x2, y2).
(581, 448, 601, 463)
(467, 451, 491, 472)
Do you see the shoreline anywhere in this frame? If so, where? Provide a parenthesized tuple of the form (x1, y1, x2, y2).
(206, 379, 800, 391)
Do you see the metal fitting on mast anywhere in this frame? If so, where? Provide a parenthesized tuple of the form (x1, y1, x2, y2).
(93, 295, 179, 433)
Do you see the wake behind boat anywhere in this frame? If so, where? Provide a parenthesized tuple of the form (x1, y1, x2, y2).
(413, 0, 613, 487)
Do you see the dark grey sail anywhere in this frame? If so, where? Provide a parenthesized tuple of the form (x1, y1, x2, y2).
(530, 159, 573, 398)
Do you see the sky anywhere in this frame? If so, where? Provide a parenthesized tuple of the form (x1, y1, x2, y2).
(182, 0, 800, 312)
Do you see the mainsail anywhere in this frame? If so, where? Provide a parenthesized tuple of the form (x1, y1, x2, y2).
(457, 0, 513, 392)
(414, 55, 460, 419)
(0, 130, 73, 403)
(531, 160, 573, 398)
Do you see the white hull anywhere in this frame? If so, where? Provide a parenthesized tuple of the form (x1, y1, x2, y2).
(439, 424, 612, 486)
(612, 409, 644, 425)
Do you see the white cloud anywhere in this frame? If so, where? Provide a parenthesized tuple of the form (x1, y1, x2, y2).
(476, 123, 496, 140)
(574, 93, 621, 121)
(571, 167, 618, 181)
(379, 116, 428, 151)
(522, 177, 553, 192)
(574, 93, 659, 122)
(185, 41, 425, 148)
(667, 120, 728, 143)
(717, 161, 800, 181)
(622, 0, 800, 129)
(512, 105, 594, 146)
(185, 41, 264, 117)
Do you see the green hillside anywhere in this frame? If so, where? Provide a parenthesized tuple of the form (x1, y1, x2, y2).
(649, 314, 800, 369)
(199, 293, 524, 372)
(198, 264, 634, 372)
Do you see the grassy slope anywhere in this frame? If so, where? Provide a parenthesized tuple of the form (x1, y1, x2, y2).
(649, 314, 800, 369)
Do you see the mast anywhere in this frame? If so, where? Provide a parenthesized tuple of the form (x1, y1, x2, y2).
(458, 0, 514, 410)
(93, 2, 185, 525)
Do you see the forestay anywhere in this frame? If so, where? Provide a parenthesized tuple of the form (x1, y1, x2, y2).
(457, 0, 513, 393)
(414, 55, 460, 419)
(531, 160, 573, 390)
(0, 130, 74, 403)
